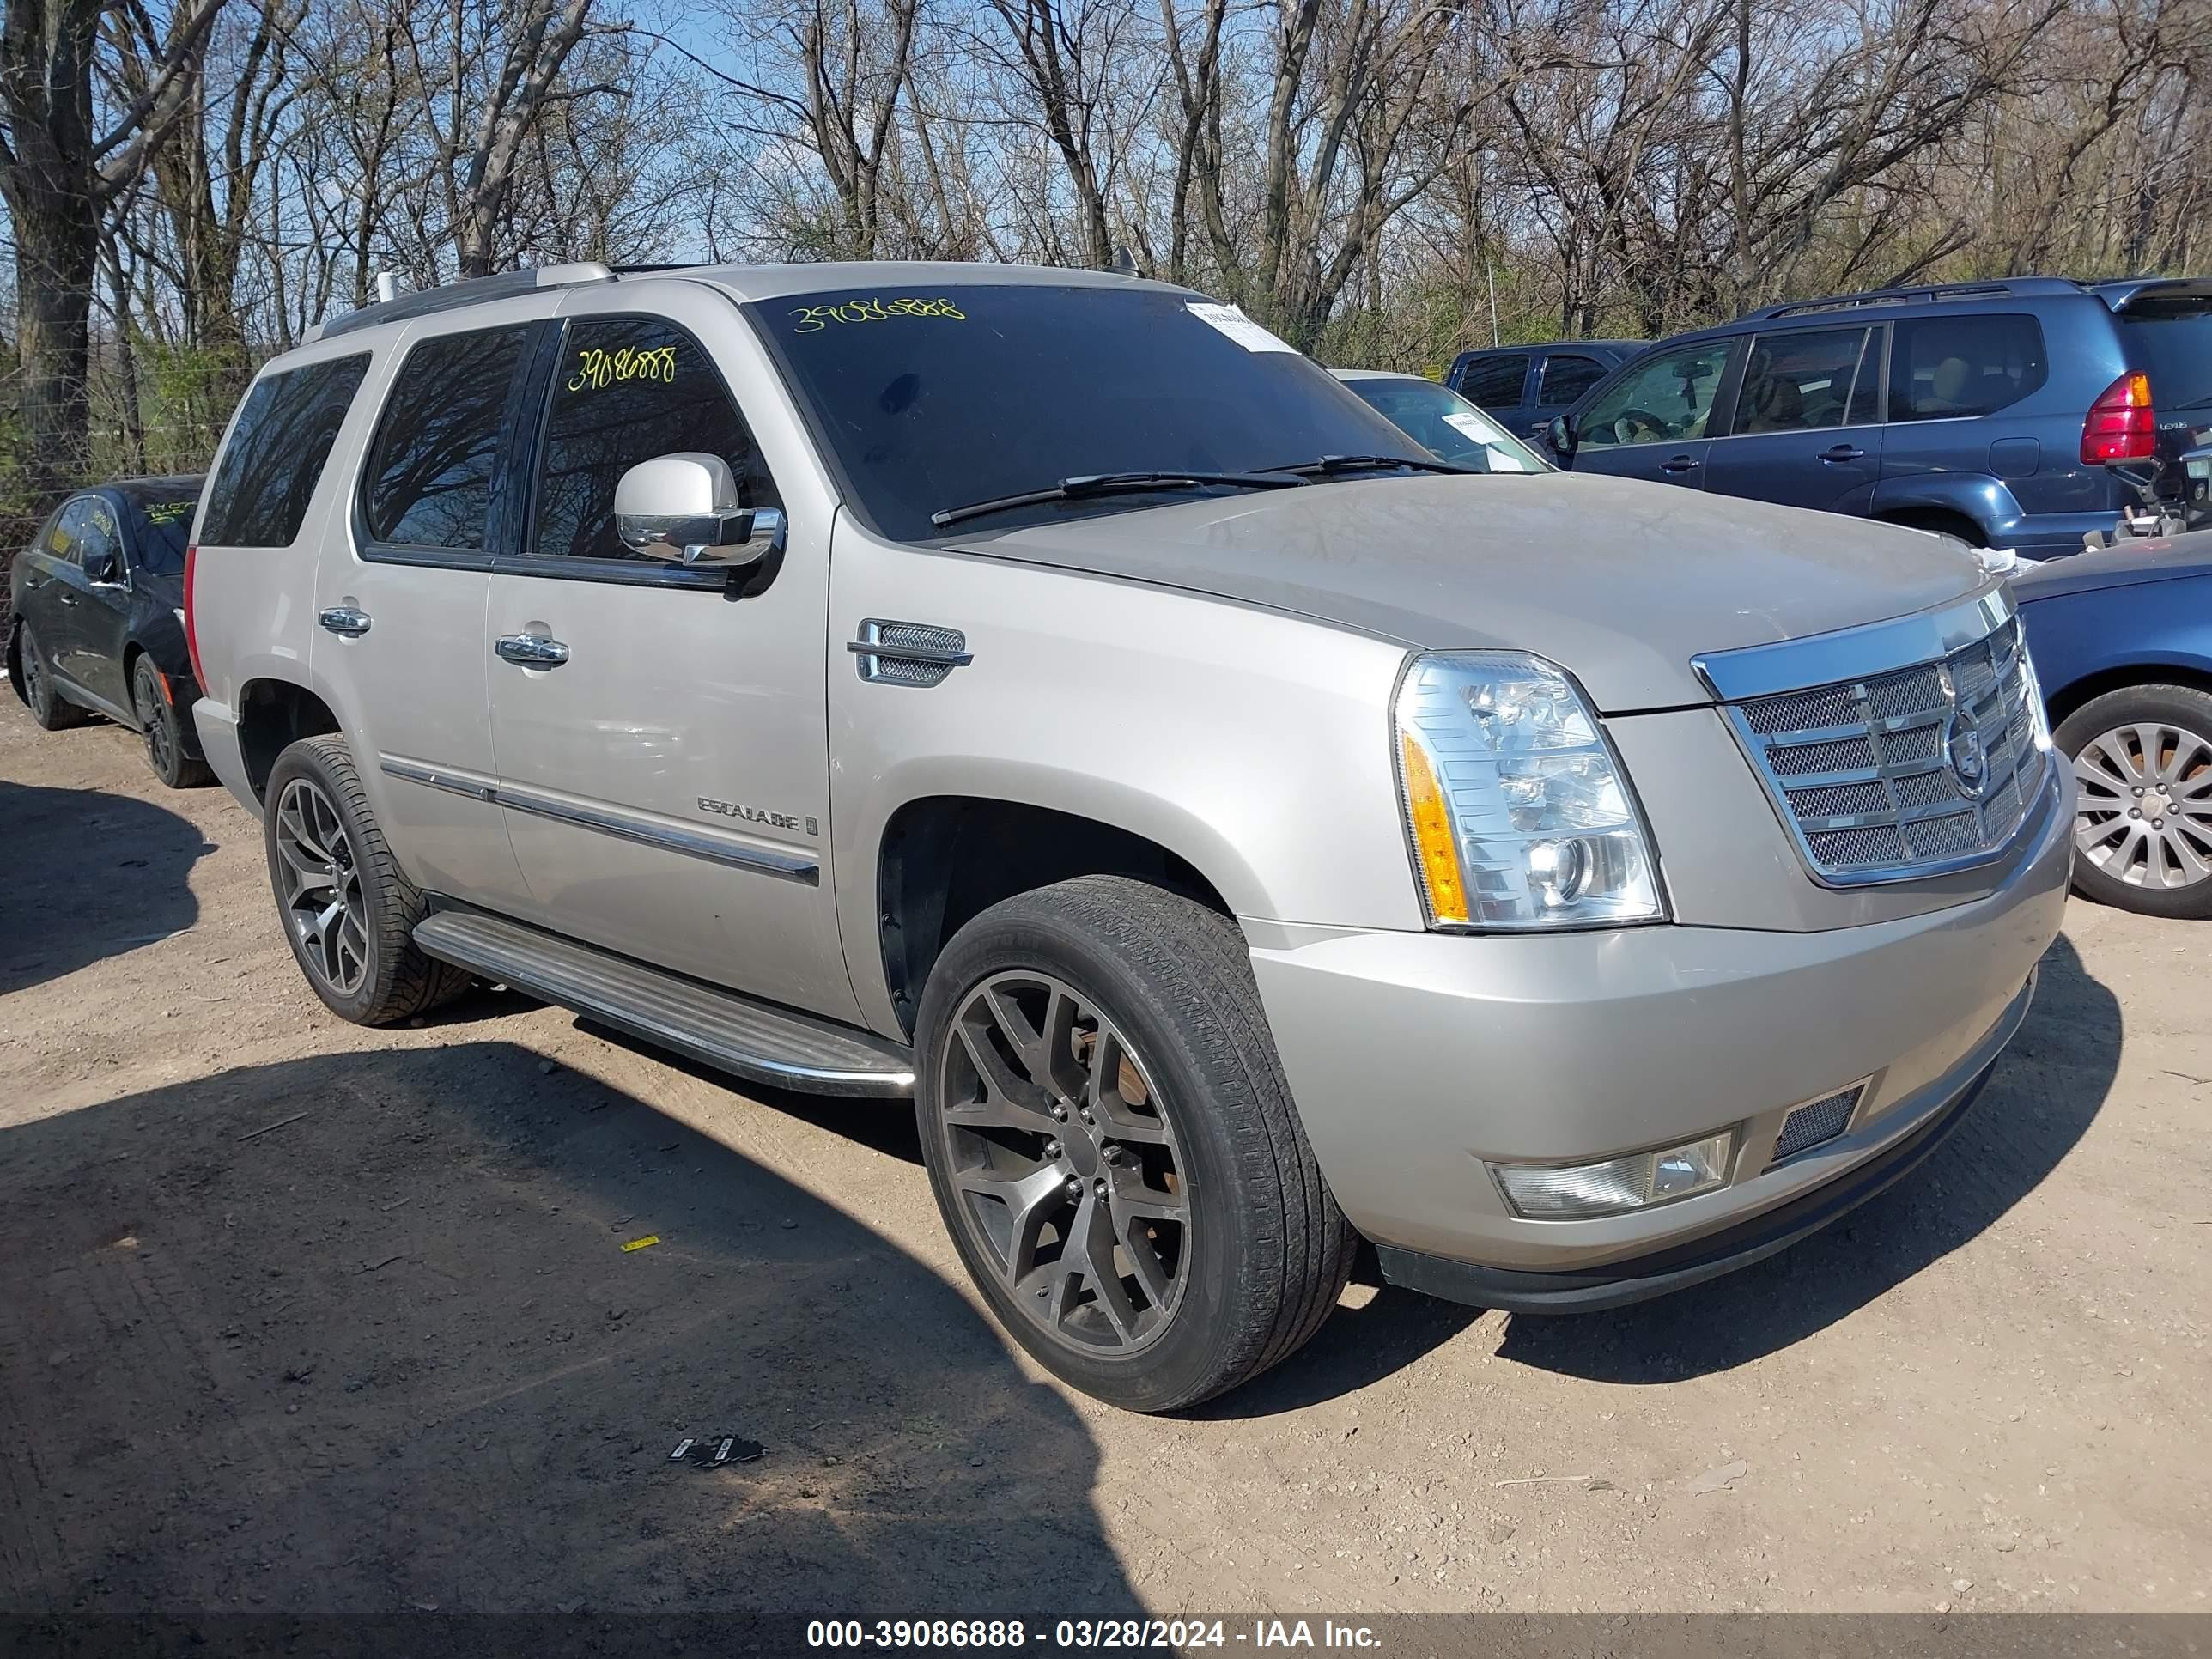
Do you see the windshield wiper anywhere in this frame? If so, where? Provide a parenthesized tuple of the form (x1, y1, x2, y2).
(931, 470, 1308, 529)
(1261, 453, 1480, 478)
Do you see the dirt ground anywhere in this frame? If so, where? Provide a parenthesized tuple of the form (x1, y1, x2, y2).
(2, 702, 2208, 1622)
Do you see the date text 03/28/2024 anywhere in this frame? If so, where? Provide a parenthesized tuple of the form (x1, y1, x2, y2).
(805, 1620, 1382, 1650)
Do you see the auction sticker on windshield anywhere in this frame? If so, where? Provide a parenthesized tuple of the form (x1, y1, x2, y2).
(1186, 302, 1295, 353)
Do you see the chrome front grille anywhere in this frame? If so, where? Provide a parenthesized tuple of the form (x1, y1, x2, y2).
(1721, 611, 2049, 885)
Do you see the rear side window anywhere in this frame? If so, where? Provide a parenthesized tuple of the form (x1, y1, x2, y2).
(532, 316, 780, 562)
(1734, 327, 1873, 434)
(200, 354, 370, 547)
(1539, 354, 1606, 406)
(1889, 314, 2047, 422)
(1456, 354, 1529, 407)
(363, 325, 535, 550)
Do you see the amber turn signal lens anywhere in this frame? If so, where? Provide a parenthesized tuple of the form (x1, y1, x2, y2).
(1400, 731, 1469, 926)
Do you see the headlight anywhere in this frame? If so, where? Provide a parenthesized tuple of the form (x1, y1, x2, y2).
(1393, 651, 1663, 929)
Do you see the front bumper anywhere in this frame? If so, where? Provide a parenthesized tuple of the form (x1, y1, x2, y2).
(1246, 758, 2069, 1293)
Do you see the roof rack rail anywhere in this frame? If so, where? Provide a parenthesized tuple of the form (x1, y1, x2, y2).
(306, 262, 619, 343)
(1749, 276, 2084, 322)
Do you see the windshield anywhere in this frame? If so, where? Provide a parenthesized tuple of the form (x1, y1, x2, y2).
(2120, 298, 2212, 410)
(751, 283, 1431, 540)
(1338, 376, 1550, 473)
(124, 492, 198, 574)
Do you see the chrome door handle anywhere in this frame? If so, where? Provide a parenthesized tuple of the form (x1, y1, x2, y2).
(1819, 444, 1866, 463)
(495, 633, 569, 668)
(318, 605, 372, 636)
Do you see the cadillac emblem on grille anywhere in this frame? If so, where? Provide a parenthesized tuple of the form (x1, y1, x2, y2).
(1717, 611, 2050, 885)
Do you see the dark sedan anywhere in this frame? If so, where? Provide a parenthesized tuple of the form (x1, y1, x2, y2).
(7, 475, 212, 787)
(2014, 537, 2212, 916)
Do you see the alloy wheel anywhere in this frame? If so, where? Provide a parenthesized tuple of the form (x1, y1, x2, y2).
(273, 776, 372, 994)
(143, 690, 176, 778)
(21, 635, 46, 707)
(933, 970, 1191, 1355)
(2073, 720, 2212, 890)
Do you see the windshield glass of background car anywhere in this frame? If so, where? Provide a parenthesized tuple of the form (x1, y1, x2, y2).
(752, 284, 1430, 540)
(125, 495, 197, 574)
(2120, 299, 2212, 411)
(1343, 379, 1548, 473)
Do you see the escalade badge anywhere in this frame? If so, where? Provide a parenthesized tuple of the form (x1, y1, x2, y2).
(698, 797, 818, 836)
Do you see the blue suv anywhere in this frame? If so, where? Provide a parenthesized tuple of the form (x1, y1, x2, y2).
(1544, 276, 2212, 556)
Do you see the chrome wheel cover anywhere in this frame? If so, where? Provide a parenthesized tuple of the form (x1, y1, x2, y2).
(274, 776, 372, 994)
(2073, 720, 2212, 890)
(933, 971, 1191, 1356)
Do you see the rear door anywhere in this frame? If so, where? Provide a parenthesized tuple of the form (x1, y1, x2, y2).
(483, 285, 858, 1020)
(313, 319, 537, 909)
(1566, 337, 1738, 489)
(68, 494, 136, 712)
(1451, 351, 1534, 428)
(1702, 324, 1884, 514)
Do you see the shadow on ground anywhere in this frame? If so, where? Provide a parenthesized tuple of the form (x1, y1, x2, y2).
(0, 1042, 1139, 1617)
(1495, 932, 2121, 1382)
(0, 778, 210, 994)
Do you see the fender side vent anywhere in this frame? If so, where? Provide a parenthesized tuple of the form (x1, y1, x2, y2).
(849, 619, 972, 688)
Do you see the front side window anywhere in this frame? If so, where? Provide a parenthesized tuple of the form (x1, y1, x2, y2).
(532, 316, 779, 562)
(1577, 342, 1735, 448)
(200, 354, 369, 548)
(753, 283, 1426, 541)
(45, 498, 95, 565)
(1734, 327, 1873, 434)
(1457, 353, 1530, 407)
(1890, 314, 2048, 422)
(362, 325, 534, 550)
(1539, 353, 1606, 406)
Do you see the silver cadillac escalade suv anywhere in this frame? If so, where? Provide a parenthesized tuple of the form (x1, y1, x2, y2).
(185, 262, 2070, 1411)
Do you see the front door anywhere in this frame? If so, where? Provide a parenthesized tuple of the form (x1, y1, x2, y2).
(1702, 324, 1885, 515)
(484, 288, 858, 1022)
(1568, 338, 1738, 489)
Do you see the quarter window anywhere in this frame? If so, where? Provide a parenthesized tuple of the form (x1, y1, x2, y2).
(1889, 314, 2048, 422)
(1734, 327, 1872, 434)
(363, 325, 534, 550)
(1576, 342, 1734, 448)
(531, 316, 779, 562)
(1539, 354, 1606, 406)
(199, 354, 369, 548)
(1455, 354, 1529, 408)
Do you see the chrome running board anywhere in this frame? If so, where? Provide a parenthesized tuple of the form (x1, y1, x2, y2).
(413, 908, 915, 1097)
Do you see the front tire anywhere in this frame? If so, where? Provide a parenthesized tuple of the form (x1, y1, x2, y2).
(2055, 683, 2212, 920)
(264, 735, 471, 1024)
(133, 656, 213, 788)
(915, 876, 1356, 1412)
(15, 623, 87, 730)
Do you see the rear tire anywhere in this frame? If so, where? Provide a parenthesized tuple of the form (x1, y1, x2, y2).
(15, 623, 88, 730)
(264, 735, 472, 1024)
(914, 875, 1356, 1412)
(134, 655, 213, 788)
(2054, 684, 2212, 920)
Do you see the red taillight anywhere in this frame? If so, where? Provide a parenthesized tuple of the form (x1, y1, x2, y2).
(183, 544, 205, 688)
(2082, 371, 2156, 465)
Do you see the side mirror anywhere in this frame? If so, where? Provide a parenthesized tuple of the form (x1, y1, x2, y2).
(614, 453, 785, 568)
(1545, 414, 1576, 458)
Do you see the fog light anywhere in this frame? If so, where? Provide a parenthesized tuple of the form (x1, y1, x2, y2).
(1491, 1132, 1734, 1218)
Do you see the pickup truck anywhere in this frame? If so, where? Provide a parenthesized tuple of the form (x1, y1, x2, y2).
(185, 262, 2070, 1410)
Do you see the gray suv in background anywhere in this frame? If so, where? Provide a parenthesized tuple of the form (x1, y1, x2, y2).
(185, 262, 2069, 1410)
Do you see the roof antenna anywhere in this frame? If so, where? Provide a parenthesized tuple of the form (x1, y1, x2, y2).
(374, 270, 401, 304)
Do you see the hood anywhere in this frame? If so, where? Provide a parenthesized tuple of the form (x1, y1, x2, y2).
(2011, 532, 2212, 603)
(962, 473, 1990, 710)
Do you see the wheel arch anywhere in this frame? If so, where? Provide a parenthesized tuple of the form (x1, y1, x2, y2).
(2046, 660, 2212, 732)
(872, 791, 1245, 1039)
(235, 675, 343, 803)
